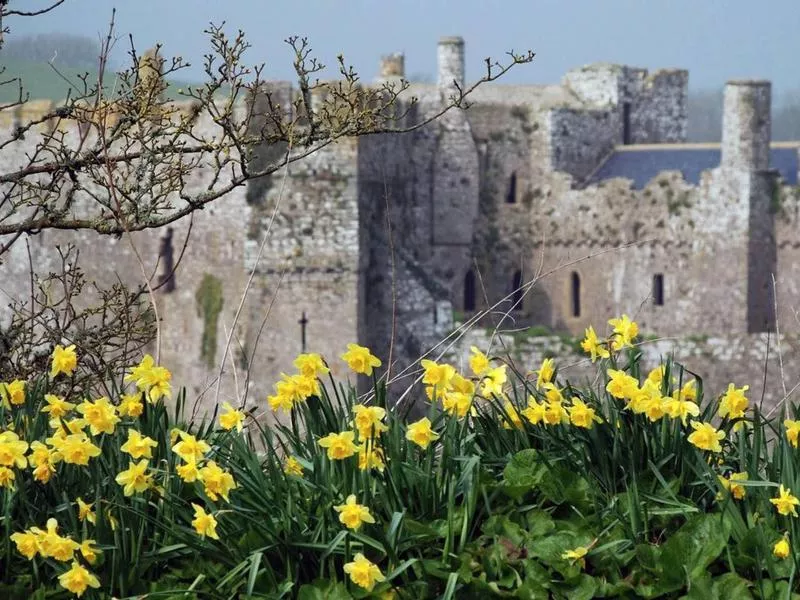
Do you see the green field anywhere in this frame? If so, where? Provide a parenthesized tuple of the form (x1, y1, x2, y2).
(0, 58, 202, 104)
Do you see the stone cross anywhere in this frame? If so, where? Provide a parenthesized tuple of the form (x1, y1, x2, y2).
(298, 312, 309, 353)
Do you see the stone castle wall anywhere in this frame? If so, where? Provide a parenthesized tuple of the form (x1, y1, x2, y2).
(1, 38, 799, 420)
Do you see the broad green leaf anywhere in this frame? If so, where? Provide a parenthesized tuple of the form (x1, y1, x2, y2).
(297, 580, 353, 600)
(503, 449, 546, 488)
(659, 513, 731, 584)
(712, 573, 753, 600)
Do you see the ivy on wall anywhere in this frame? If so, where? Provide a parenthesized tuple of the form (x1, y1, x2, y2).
(195, 273, 224, 368)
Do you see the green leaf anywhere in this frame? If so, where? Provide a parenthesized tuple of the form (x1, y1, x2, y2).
(659, 513, 731, 584)
(564, 574, 598, 600)
(297, 579, 353, 600)
(525, 510, 556, 539)
(503, 449, 546, 488)
(679, 573, 716, 600)
(712, 573, 753, 600)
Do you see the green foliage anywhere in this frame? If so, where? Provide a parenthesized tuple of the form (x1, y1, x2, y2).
(5, 344, 800, 597)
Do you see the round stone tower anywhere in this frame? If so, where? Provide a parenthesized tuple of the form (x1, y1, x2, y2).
(437, 36, 465, 92)
(721, 80, 771, 171)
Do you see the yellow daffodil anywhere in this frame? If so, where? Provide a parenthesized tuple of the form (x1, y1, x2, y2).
(718, 383, 749, 421)
(293, 352, 330, 379)
(219, 401, 245, 432)
(283, 456, 304, 477)
(48, 433, 100, 466)
(79, 539, 100, 564)
(469, 346, 490, 377)
(581, 326, 609, 363)
(120, 429, 158, 459)
(718, 472, 748, 500)
(0, 430, 29, 468)
(687, 421, 725, 453)
(785, 419, 800, 448)
(318, 431, 358, 460)
(41, 394, 75, 419)
(774, 535, 791, 559)
(334, 494, 376, 531)
(115, 460, 152, 496)
(191, 503, 220, 539)
(198, 461, 237, 502)
(171, 431, 211, 463)
(608, 314, 639, 350)
(568, 399, 603, 429)
(405, 418, 439, 449)
(341, 343, 382, 376)
(0, 379, 26, 408)
(605, 369, 639, 400)
(343, 553, 385, 592)
(358, 443, 386, 472)
(10, 530, 39, 559)
(562, 545, 589, 569)
(176, 460, 201, 483)
(771, 485, 800, 517)
(76, 498, 96, 524)
(76, 397, 120, 436)
(522, 397, 546, 425)
(58, 561, 100, 597)
(352, 404, 388, 439)
(0, 466, 15, 489)
(535, 358, 555, 389)
(118, 393, 144, 418)
(480, 365, 507, 398)
(50, 344, 78, 378)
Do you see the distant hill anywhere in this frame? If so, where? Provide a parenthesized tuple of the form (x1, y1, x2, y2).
(0, 57, 209, 105)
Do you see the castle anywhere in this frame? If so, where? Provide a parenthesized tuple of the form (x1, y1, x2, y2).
(1, 37, 799, 414)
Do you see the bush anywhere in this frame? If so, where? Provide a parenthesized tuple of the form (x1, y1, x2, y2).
(1, 318, 800, 598)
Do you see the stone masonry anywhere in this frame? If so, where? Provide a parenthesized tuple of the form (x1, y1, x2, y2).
(1, 37, 800, 415)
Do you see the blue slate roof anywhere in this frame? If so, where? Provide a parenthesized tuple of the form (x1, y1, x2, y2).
(588, 146, 799, 189)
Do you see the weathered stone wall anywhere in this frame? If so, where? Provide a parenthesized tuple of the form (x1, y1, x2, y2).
(547, 107, 618, 182)
(0, 103, 252, 417)
(562, 63, 624, 107)
(722, 81, 772, 170)
(467, 103, 536, 319)
(244, 136, 361, 397)
(629, 69, 689, 143)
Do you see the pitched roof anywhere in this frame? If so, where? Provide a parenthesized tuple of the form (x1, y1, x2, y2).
(587, 143, 799, 189)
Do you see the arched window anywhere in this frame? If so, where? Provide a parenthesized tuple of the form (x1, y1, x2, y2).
(653, 273, 664, 306)
(511, 270, 523, 309)
(463, 270, 476, 312)
(506, 172, 517, 204)
(570, 272, 581, 317)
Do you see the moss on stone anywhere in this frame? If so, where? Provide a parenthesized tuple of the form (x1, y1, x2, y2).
(195, 273, 224, 368)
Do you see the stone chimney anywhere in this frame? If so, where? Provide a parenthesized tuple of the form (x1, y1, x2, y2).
(437, 36, 465, 93)
(721, 80, 771, 171)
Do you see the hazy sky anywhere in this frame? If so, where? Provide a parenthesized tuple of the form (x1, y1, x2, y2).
(11, 0, 800, 97)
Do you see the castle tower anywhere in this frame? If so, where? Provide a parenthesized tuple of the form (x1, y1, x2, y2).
(721, 80, 771, 171)
(437, 36, 465, 93)
(378, 53, 405, 83)
(718, 80, 776, 332)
